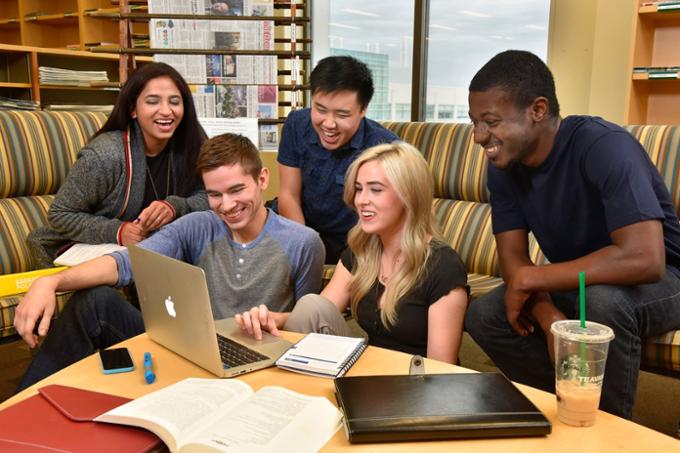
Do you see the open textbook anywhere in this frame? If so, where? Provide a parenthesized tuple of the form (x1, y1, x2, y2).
(95, 378, 342, 453)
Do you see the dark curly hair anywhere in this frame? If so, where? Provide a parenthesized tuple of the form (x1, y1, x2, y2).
(469, 50, 560, 117)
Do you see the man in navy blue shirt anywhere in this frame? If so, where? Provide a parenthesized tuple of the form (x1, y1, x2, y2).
(464, 50, 680, 419)
(277, 56, 398, 264)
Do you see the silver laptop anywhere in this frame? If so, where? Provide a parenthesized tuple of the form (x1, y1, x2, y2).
(128, 245, 293, 378)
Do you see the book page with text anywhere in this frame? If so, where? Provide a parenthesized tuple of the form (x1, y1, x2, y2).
(188, 386, 342, 453)
(96, 378, 253, 451)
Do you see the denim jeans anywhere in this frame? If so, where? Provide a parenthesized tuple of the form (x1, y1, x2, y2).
(17, 286, 145, 392)
(464, 271, 680, 419)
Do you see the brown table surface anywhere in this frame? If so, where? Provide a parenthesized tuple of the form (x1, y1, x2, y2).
(2, 332, 679, 452)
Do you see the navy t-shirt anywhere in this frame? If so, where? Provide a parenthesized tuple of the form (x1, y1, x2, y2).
(277, 108, 398, 237)
(488, 115, 680, 278)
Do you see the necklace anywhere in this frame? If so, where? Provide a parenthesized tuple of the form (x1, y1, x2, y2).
(146, 153, 172, 200)
(379, 251, 402, 285)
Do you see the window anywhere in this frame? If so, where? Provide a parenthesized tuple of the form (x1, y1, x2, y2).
(437, 104, 455, 120)
(395, 103, 411, 121)
(426, 1, 550, 122)
(316, 1, 550, 122)
(326, 1, 414, 121)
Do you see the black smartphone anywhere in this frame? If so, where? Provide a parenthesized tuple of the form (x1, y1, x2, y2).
(99, 348, 135, 374)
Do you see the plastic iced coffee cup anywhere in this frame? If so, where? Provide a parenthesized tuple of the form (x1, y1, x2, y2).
(550, 320, 615, 427)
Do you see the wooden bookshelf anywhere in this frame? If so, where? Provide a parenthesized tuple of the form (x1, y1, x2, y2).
(0, 0, 309, 120)
(0, 43, 151, 108)
(626, 1, 680, 124)
(0, 0, 122, 50)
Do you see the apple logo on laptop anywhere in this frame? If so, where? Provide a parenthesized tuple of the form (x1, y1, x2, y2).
(164, 296, 177, 318)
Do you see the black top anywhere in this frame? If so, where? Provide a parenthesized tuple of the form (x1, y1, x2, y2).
(341, 241, 468, 356)
(143, 151, 171, 208)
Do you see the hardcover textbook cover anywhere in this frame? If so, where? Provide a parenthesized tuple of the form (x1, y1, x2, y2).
(334, 372, 551, 443)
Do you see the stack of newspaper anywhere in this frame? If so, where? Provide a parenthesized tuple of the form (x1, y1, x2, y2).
(0, 96, 38, 111)
(38, 66, 110, 86)
(148, 0, 280, 149)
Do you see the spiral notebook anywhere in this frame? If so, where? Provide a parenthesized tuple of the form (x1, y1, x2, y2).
(276, 333, 366, 378)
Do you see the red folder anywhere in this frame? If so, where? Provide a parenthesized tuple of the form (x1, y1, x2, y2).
(0, 384, 160, 453)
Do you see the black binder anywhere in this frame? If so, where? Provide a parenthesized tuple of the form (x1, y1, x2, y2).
(334, 372, 551, 443)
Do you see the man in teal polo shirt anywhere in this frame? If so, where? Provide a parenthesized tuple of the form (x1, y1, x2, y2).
(277, 56, 398, 264)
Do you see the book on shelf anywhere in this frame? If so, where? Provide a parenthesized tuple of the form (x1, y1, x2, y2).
(53, 243, 126, 266)
(95, 377, 343, 453)
(84, 42, 120, 49)
(276, 333, 366, 378)
(658, 1, 680, 11)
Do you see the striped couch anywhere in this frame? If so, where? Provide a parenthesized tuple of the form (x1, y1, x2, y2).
(0, 110, 108, 339)
(378, 121, 680, 379)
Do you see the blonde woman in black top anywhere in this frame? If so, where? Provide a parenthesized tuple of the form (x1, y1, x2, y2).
(236, 141, 469, 364)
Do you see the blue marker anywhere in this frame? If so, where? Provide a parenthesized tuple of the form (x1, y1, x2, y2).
(143, 352, 156, 384)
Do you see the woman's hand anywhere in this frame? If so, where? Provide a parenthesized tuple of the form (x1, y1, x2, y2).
(234, 305, 288, 340)
(119, 221, 148, 246)
(137, 201, 175, 232)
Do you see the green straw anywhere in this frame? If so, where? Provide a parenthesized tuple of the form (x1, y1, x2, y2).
(579, 271, 586, 328)
(578, 271, 587, 384)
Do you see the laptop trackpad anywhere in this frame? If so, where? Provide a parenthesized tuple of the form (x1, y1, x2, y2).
(215, 318, 283, 346)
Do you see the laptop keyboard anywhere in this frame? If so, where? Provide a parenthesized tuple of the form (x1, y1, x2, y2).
(217, 334, 269, 368)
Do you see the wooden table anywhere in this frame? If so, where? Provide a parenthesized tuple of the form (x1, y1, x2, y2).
(3, 332, 679, 452)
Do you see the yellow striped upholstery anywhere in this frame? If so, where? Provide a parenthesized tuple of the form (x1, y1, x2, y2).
(381, 122, 489, 202)
(625, 125, 680, 217)
(625, 125, 680, 376)
(0, 111, 108, 199)
(0, 195, 53, 275)
(0, 111, 107, 338)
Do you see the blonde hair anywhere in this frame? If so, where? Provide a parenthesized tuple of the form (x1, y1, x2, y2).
(343, 141, 440, 328)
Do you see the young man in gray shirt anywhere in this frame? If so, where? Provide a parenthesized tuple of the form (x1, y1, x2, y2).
(14, 133, 325, 390)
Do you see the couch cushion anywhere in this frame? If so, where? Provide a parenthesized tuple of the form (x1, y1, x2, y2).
(381, 122, 489, 203)
(641, 331, 680, 377)
(0, 111, 108, 198)
(434, 198, 498, 276)
(625, 125, 680, 218)
(467, 273, 503, 300)
(0, 195, 54, 275)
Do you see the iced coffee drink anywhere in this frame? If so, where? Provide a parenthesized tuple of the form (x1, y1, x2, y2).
(551, 320, 615, 427)
(556, 380, 601, 426)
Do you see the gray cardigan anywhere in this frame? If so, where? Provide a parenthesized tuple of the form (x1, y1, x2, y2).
(27, 125, 208, 267)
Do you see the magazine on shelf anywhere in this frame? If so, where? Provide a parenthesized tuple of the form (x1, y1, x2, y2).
(95, 378, 342, 453)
